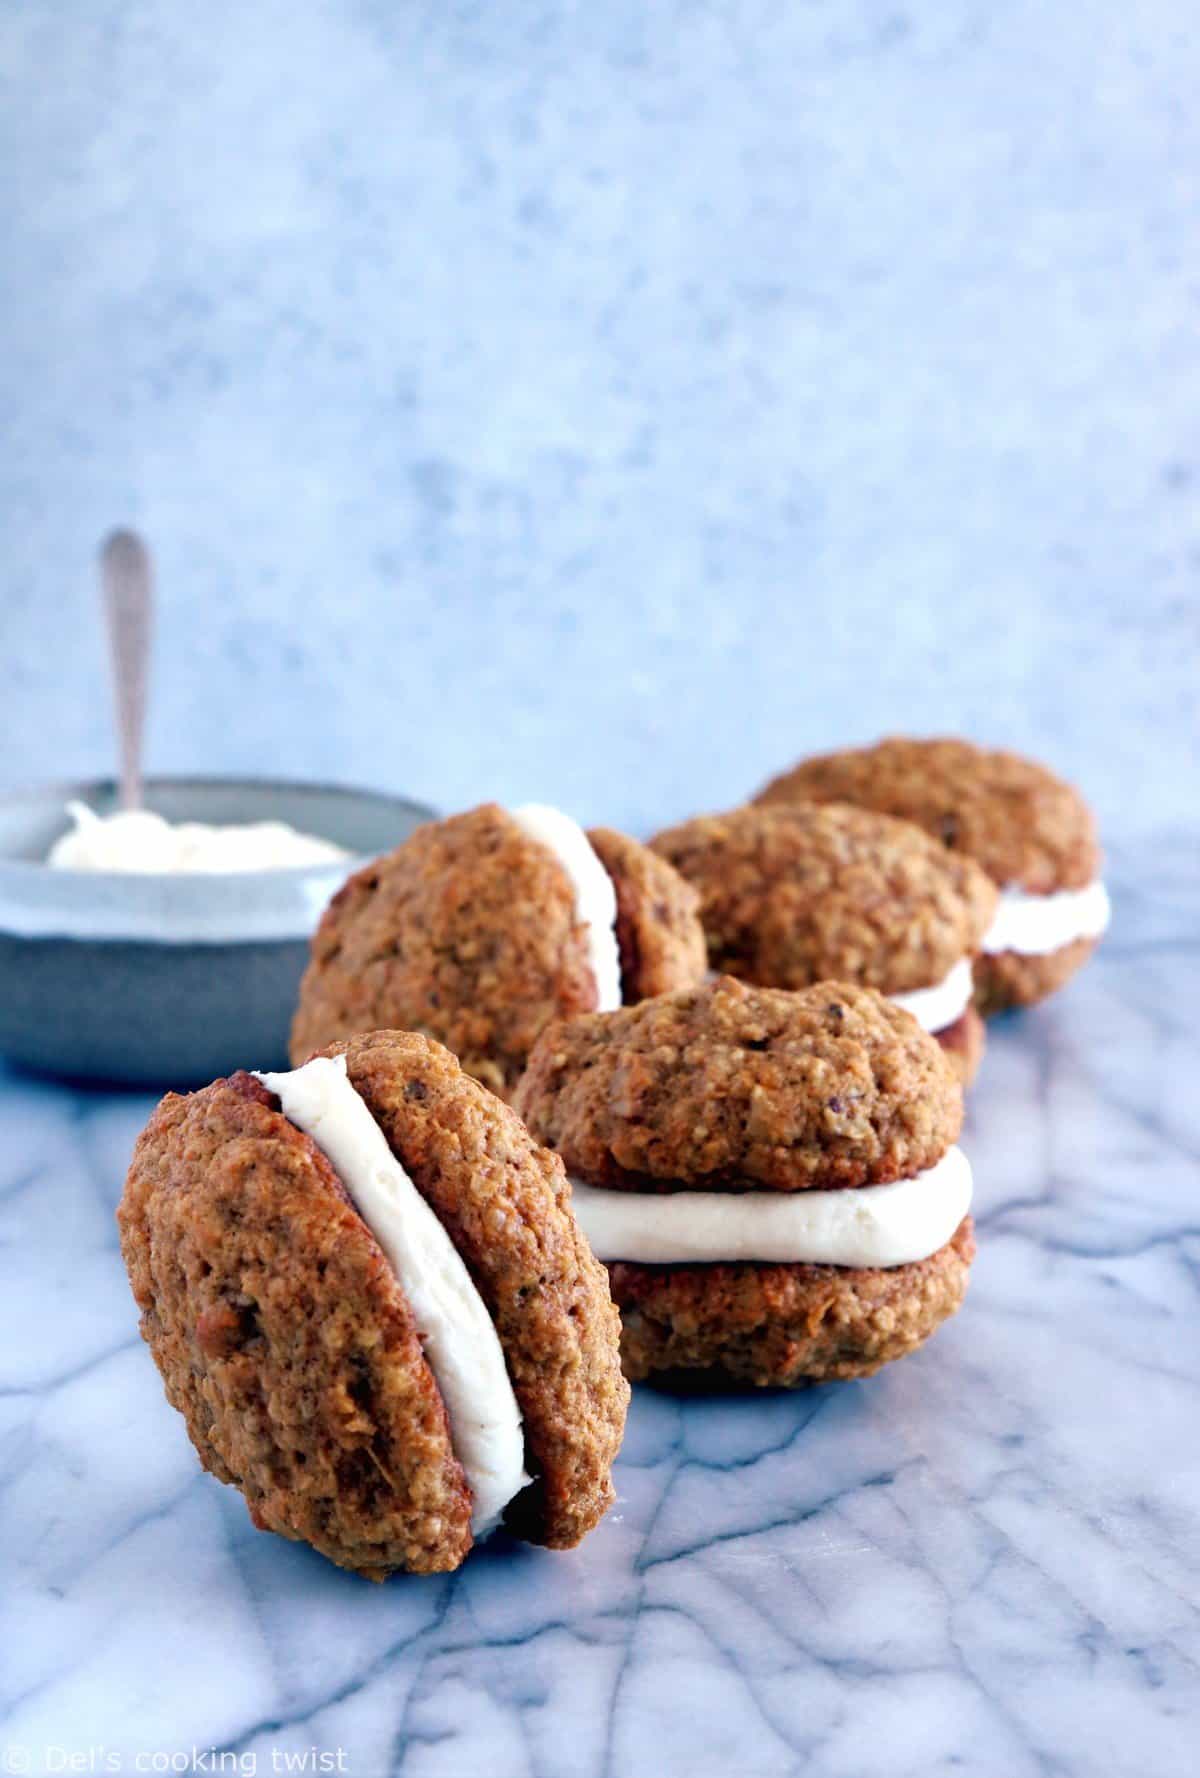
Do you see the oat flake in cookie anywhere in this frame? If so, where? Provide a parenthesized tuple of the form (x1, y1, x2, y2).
(514, 977, 975, 1389)
(290, 803, 707, 1099)
(754, 736, 1110, 1015)
(651, 801, 996, 1085)
(117, 1028, 628, 1578)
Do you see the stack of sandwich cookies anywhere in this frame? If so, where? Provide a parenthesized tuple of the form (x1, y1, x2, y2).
(291, 803, 706, 1099)
(515, 977, 975, 1388)
(650, 803, 996, 1084)
(118, 1028, 628, 1578)
(755, 738, 1110, 1014)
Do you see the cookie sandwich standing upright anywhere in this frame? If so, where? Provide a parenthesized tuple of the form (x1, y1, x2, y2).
(651, 801, 996, 1084)
(515, 977, 975, 1389)
(755, 737, 1110, 1014)
(118, 1028, 629, 1578)
(291, 803, 707, 1099)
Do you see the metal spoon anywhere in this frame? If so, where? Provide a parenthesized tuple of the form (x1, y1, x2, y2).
(100, 529, 154, 812)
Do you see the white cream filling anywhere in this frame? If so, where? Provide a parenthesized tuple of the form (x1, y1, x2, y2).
(981, 880, 1111, 957)
(510, 803, 622, 1010)
(257, 1055, 530, 1538)
(889, 957, 974, 1034)
(48, 801, 349, 873)
(571, 1145, 972, 1269)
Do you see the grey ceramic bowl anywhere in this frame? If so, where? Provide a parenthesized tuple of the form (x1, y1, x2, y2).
(0, 777, 435, 1088)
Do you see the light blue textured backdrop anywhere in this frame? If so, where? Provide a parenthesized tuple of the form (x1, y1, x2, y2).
(2, 1, 1196, 840)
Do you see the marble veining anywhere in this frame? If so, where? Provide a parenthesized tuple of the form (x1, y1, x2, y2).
(0, 834, 1196, 1776)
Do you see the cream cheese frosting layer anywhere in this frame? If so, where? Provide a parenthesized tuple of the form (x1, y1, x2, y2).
(510, 803, 622, 1010)
(257, 1055, 530, 1538)
(570, 1145, 972, 1269)
(981, 880, 1111, 957)
(889, 958, 974, 1034)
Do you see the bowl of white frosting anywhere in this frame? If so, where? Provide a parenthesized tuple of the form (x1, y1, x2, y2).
(0, 777, 435, 1085)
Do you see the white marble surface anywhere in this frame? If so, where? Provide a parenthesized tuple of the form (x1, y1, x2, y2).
(1, 834, 1196, 1777)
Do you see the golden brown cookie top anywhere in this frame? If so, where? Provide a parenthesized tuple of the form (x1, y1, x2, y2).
(755, 737, 1100, 893)
(650, 802, 996, 993)
(514, 976, 962, 1194)
(290, 804, 705, 1099)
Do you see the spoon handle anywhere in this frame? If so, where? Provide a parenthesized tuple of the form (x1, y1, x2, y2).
(100, 529, 154, 812)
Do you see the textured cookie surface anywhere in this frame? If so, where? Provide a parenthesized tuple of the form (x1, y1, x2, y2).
(291, 805, 597, 1097)
(755, 737, 1099, 893)
(514, 976, 962, 1193)
(328, 1029, 629, 1550)
(610, 1219, 975, 1386)
(587, 825, 707, 1001)
(118, 1071, 472, 1579)
(291, 804, 704, 1099)
(650, 802, 995, 994)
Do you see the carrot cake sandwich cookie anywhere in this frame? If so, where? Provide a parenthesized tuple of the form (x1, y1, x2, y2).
(514, 977, 975, 1388)
(117, 1028, 629, 1578)
(291, 803, 707, 1099)
(754, 737, 1110, 1015)
(650, 802, 996, 1084)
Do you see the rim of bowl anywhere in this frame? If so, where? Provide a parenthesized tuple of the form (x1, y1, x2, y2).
(0, 775, 435, 944)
